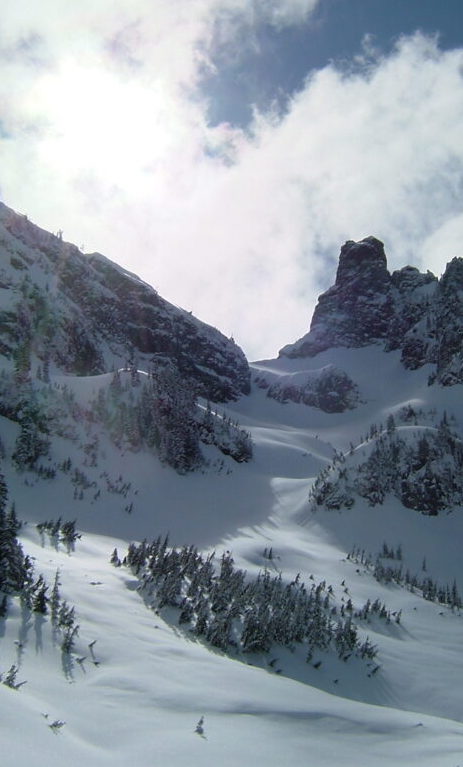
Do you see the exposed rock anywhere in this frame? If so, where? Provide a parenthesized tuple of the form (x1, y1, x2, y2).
(280, 236, 463, 386)
(435, 258, 463, 385)
(280, 237, 393, 358)
(0, 203, 250, 401)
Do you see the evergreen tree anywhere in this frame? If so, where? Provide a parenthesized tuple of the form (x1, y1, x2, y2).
(32, 577, 48, 614)
(50, 570, 61, 626)
(0, 471, 7, 512)
(60, 520, 80, 551)
(148, 364, 202, 473)
(110, 548, 121, 567)
(0, 481, 26, 595)
(0, 594, 8, 617)
(12, 408, 49, 470)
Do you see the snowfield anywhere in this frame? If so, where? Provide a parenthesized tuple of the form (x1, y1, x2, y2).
(2, 348, 463, 767)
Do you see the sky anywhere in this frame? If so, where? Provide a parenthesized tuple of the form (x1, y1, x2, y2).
(1, 0, 463, 360)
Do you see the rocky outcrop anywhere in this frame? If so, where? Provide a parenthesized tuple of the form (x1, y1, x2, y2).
(255, 365, 359, 413)
(280, 237, 394, 358)
(386, 265, 437, 370)
(280, 236, 463, 386)
(435, 258, 463, 385)
(0, 202, 250, 401)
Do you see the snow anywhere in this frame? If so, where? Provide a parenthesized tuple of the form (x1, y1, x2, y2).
(2, 342, 463, 766)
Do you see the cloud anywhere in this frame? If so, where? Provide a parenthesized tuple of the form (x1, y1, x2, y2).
(1, 5, 463, 360)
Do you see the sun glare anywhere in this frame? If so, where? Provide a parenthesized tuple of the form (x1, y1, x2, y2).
(31, 62, 185, 188)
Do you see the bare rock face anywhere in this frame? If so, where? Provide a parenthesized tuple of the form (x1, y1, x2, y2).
(280, 236, 463, 387)
(0, 202, 250, 401)
(435, 257, 463, 385)
(280, 237, 394, 357)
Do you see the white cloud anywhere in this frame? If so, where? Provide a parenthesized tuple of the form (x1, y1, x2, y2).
(420, 213, 463, 277)
(1, 6, 463, 360)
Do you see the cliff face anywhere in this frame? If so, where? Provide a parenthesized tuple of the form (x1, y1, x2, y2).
(280, 236, 463, 386)
(0, 202, 250, 401)
(435, 257, 463, 385)
(280, 237, 395, 356)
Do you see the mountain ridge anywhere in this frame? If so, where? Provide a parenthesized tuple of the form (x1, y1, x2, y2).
(280, 235, 463, 387)
(1, 203, 463, 766)
(0, 201, 250, 402)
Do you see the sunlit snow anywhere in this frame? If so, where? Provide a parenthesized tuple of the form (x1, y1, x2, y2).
(2, 346, 463, 766)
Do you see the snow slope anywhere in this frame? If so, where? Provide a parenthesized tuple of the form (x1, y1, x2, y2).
(2, 347, 463, 766)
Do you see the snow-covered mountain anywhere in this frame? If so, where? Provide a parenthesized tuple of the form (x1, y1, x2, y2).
(1, 206, 463, 767)
(280, 235, 463, 385)
(0, 202, 250, 401)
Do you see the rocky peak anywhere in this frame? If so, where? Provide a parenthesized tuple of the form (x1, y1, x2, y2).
(391, 264, 436, 293)
(280, 237, 393, 358)
(335, 236, 389, 288)
(440, 256, 463, 293)
(280, 237, 463, 387)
